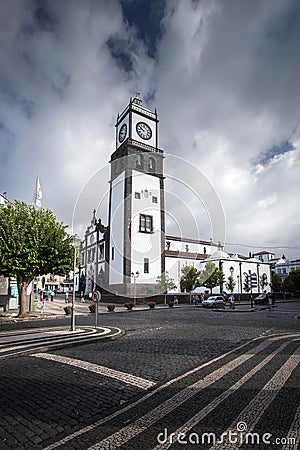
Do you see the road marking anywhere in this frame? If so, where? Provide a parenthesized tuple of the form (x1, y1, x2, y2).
(87, 338, 280, 449)
(153, 338, 300, 449)
(283, 405, 300, 450)
(42, 333, 300, 450)
(208, 344, 300, 450)
(0, 327, 123, 359)
(33, 353, 156, 390)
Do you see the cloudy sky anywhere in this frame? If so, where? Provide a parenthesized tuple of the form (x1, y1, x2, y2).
(1, 0, 300, 258)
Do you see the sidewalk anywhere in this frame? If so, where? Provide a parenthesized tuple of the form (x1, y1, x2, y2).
(0, 297, 261, 324)
(0, 297, 168, 323)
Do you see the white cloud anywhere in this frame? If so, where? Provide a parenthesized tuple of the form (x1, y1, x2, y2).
(1, 0, 300, 257)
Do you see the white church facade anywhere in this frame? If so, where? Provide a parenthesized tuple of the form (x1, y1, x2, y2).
(79, 97, 271, 298)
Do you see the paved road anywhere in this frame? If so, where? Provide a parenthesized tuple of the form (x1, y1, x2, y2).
(0, 302, 299, 449)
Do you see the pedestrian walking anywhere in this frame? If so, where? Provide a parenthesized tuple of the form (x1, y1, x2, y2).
(200, 293, 205, 303)
(40, 295, 45, 318)
(268, 292, 273, 311)
(229, 294, 235, 309)
(50, 290, 54, 301)
(173, 295, 178, 305)
(193, 294, 199, 306)
(65, 290, 69, 303)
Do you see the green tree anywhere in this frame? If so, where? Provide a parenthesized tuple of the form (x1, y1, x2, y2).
(200, 261, 225, 294)
(225, 276, 236, 293)
(270, 272, 281, 292)
(283, 269, 300, 294)
(289, 269, 300, 294)
(260, 273, 269, 291)
(156, 272, 177, 304)
(180, 265, 200, 292)
(243, 273, 251, 293)
(282, 275, 295, 293)
(0, 201, 74, 317)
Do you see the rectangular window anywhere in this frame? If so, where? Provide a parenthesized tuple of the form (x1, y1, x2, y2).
(139, 214, 153, 233)
(99, 243, 104, 260)
(111, 247, 115, 261)
(135, 192, 141, 199)
(144, 258, 149, 273)
(152, 196, 158, 203)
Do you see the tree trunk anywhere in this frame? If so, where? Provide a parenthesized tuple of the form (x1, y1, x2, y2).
(17, 276, 29, 318)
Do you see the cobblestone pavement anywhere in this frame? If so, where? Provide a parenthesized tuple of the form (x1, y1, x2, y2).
(0, 302, 299, 449)
(0, 326, 124, 359)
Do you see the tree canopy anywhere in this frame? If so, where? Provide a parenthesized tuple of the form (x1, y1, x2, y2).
(180, 265, 200, 292)
(156, 272, 176, 293)
(200, 261, 225, 294)
(180, 262, 225, 294)
(225, 275, 236, 293)
(0, 201, 74, 316)
(282, 269, 300, 294)
(270, 272, 281, 292)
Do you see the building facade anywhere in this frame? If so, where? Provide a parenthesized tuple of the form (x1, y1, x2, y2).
(79, 97, 272, 298)
(273, 256, 300, 281)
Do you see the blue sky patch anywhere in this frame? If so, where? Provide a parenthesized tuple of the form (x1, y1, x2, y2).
(257, 140, 294, 166)
(120, 0, 165, 58)
(106, 37, 134, 73)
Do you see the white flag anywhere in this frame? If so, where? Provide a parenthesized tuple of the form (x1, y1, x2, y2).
(33, 175, 42, 208)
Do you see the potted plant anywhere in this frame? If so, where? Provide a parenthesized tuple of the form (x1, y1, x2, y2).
(168, 301, 174, 308)
(147, 301, 156, 309)
(88, 303, 96, 313)
(64, 305, 72, 315)
(107, 304, 115, 312)
(124, 302, 134, 310)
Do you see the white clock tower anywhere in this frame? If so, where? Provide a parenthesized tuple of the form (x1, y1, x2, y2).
(108, 97, 165, 297)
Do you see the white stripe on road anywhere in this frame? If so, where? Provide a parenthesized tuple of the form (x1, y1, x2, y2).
(43, 333, 300, 450)
(154, 338, 300, 449)
(33, 353, 156, 390)
(209, 344, 300, 450)
(283, 405, 300, 450)
(87, 338, 277, 449)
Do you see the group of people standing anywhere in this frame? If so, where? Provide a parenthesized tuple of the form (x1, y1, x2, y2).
(193, 293, 205, 305)
(38, 288, 55, 318)
(39, 288, 55, 302)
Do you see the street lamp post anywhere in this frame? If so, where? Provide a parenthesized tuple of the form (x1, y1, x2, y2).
(70, 234, 81, 332)
(229, 266, 234, 293)
(249, 270, 253, 309)
(131, 271, 139, 305)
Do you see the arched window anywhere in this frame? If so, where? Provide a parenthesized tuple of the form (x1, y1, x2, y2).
(136, 153, 143, 168)
(148, 157, 156, 172)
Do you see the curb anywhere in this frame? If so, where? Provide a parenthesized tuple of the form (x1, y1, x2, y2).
(212, 307, 257, 313)
(0, 326, 126, 359)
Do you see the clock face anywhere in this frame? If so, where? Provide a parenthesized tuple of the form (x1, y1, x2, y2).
(136, 122, 152, 140)
(90, 234, 95, 244)
(118, 123, 127, 143)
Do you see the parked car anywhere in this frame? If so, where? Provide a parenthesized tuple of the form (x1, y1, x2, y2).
(254, 293, 268, 305)
(202, 296, 224, 308)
